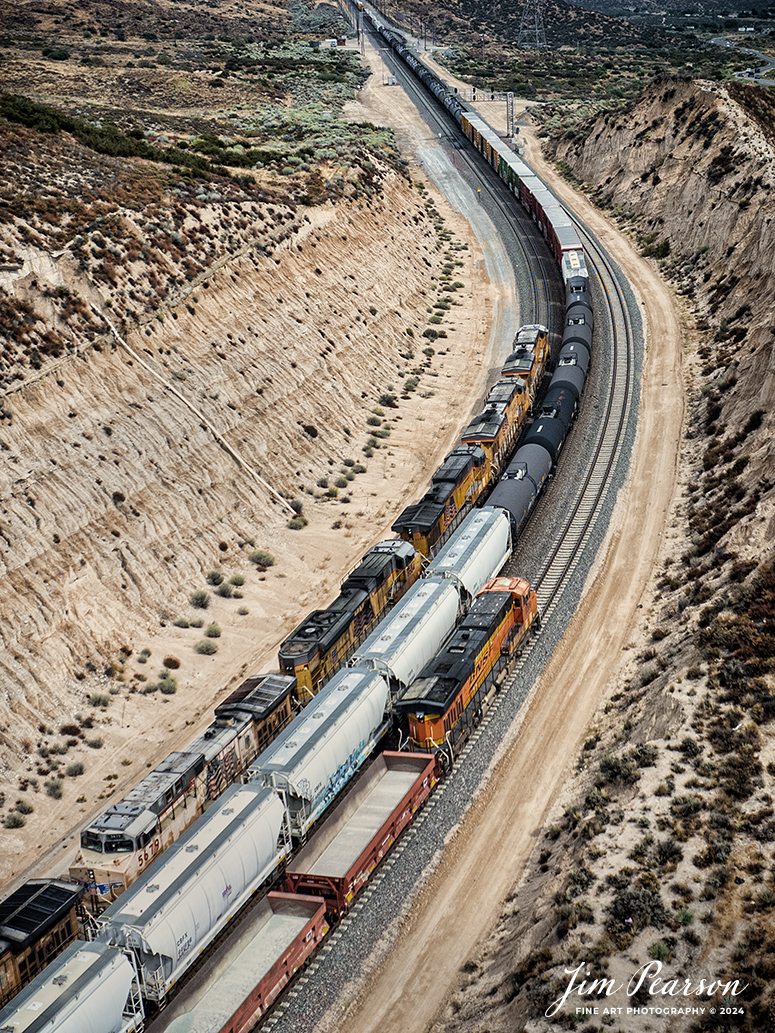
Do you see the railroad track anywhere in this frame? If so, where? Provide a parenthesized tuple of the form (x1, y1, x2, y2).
(372, 31, 562, 332)
(266, 131, 641, 1033)
(263, 48, 643, 1033)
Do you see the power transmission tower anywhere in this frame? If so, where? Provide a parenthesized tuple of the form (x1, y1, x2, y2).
(517, 0, 547, 48)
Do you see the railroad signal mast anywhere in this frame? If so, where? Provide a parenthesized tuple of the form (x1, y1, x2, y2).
(517, 0, 547, 48)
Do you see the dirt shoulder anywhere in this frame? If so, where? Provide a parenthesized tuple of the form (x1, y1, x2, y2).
(325, 98, 687, 1033)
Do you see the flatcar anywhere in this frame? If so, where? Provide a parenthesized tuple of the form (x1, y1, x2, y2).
(278, 539, 422, 702)
(395, 576, 538, 754)
(69, 673, 294, 907)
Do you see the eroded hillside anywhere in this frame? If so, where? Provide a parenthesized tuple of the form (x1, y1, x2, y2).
(434, 80, 775, 1033)
(0, 76, 495, 883)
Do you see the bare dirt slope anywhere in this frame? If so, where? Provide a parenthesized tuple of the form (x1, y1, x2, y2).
(314, 62, 687, 1033)
(0, 113, 497, 888)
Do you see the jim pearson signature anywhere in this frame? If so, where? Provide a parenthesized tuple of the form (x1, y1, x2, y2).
(546, 960, 748, 1018)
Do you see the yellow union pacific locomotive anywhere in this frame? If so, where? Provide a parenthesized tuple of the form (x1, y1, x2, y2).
(278, 539, 422, 702)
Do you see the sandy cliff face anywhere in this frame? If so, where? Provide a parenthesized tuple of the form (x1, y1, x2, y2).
(0, 167, 492, 875)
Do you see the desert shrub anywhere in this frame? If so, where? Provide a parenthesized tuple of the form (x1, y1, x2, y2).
(216, 582, 233, 597)
(237, 606, 249, 615)
(366, 416, 381, 426)
(649, 940, 670, 961)
(45, 779, 63, 799)
(5, 813, 25, 828)
(159, 679, 177, 695)
(206, 570, 224, 585)
(190, 590, 210, 609)
(608, 883, 666, 932)
(335, 477, 348, 488)
(190, 618, 204, 628)
(173, 618, 190, 628)
(676, 907, 694, 925)
(195, 639, 218, 655)
(229, 574, 245, 586)
(249, 550, 275, 567)
(66, 762, 84, 777)
(89, 694, 110, 707)
(205, 624, 221, 638)
(59, 723, 81, 737)
(86, 737, 103, 749)
(163, 656, 180, 670)
(16, 800, 34, 814)
(290, 498, 304, 513)
(288, 517, 308, 529)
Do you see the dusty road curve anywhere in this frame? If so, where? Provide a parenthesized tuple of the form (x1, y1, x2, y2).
(328, 69, 687, 1033)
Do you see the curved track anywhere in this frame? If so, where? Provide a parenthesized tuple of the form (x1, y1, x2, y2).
(371, 25, 563, 334)
(266, 40, 642, 1033)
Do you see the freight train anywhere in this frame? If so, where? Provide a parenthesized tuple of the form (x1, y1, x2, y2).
(0, 21, 597, 1032)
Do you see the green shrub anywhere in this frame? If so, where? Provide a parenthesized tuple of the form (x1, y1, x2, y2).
(159, 678, 177, 695)
(196, 639, 218, 655)
(649, 940, 670, 961)
(335, 477, 348, 488)
(205, 624, 221, 638)
(290, 498, 304, 513)
(288, 516, 308, 530)
(190, 590, 210, 609)
(353, 464, 367, 474)
(249, 550, 275, 567)
(66, 762, 84, 777)
(343, 458, 355, 467)
(16, 800, 34, 814)
(173, 618, 190, 628)
(237, 606, 249, 615)
(5, 813, 25, 828)
(206, 570, 224, 585)
(229, 574, 245, 586)
(216, 582, 233, 598)
(89, 694, 110, 707)
(86, 737, 103, 749)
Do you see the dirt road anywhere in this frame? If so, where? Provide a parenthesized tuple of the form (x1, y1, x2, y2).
(325, 52, 687, 1033)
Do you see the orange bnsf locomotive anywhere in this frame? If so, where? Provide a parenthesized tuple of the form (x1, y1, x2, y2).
(395, 576, 539, 754)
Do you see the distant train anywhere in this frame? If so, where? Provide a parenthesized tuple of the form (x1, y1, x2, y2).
(1, 19, 598, 1032)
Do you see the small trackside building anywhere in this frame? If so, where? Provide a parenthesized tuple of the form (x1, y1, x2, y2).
(284, 752, 438, 914)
